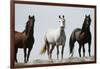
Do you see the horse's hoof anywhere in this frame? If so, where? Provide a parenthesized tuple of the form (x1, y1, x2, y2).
(15, 60, 18, 63)
(61, 57, 63, 60)
(24, 61, 27, 63)
(15, 61, 18, 63)
(79, 55, 81, 57)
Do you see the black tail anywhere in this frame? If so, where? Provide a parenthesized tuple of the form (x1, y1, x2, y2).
(69, 28, 81, 55)
(69, 31, 76, 55)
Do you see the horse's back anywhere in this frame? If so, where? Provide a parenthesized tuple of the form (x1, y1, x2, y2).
(45, 28, 60, 43)
(70, 28, 81, 41)
(74, 28, 81, 40)
(15, 31, 26, 48)
(71, 28, 91, 43)
(45, 28, 66, 45)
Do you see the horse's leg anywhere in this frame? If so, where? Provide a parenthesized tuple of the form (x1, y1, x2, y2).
(24, 48, 27, 63)
(50, 44, 55, 60)
(56, 45, 59, 60)
(88, 42, 91, 57)
(47, 44, 50, 59)
(61, 45, 65, 59)
(15, 48, 18, 63)
(27, 48, 32, 62)
(83, 44, 85, 57)
(78, 44, 82, 57)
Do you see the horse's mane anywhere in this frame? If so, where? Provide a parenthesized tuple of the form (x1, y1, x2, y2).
(24, 21, 30, 35)
(24, 16, 35, 35)
(82, 17, 87, 30)
(81, 15, 91, 32)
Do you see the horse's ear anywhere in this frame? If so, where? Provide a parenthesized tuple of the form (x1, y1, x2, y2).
(32, 15, 34, 17)
(85, 14, 87, 17)
(33, 15, 34, 17)
(29, 15, 31, 19)
(63, 15, 64, 18)
(59, 15, 61, 18)
(88, 14, 90, 17)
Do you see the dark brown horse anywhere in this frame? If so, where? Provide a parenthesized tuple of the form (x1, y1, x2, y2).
(15, 15, 35, 63)
(69, 15, 91, 57)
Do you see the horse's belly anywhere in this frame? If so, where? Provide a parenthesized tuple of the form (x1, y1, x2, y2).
(15, 39, 24, 48)
(79, 32, 91, 44)
(75, 31, 81, 40)
(15, 34, 26, 48)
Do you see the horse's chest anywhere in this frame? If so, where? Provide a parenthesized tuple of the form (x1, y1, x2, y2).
(56, 33, 66, 45)
(26, 37, 34, 46)
(79, 32, 91, 43)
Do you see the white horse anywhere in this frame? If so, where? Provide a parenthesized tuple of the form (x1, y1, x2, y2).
(40, 15, 66, 60)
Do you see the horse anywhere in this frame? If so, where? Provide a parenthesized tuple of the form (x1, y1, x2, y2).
(40, 15, 66, 60)
(69, 15, 91, 57)
(15, 15, 35, 63)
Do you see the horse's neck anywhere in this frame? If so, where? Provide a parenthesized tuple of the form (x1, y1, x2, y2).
(59, 27, 65, 36)
(27, 28, 34, 38)
(81, 27, 90, 34)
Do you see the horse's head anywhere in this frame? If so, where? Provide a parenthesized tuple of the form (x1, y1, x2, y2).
(84, 14, 91, 28)
(59, 15, 65, 28)
(25, 15, 35, 35)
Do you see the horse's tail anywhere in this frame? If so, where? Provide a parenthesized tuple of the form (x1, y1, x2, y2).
(69, 28, 81, 56)
(69, 30, 76, 56)
(40, 38, 48, 55)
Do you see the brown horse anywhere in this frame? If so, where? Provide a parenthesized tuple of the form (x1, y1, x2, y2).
(15, 15, 35, 63)
(69, 15, 91, 57)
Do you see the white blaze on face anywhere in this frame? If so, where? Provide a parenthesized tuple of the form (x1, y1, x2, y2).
(59, 18, 64, 27)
